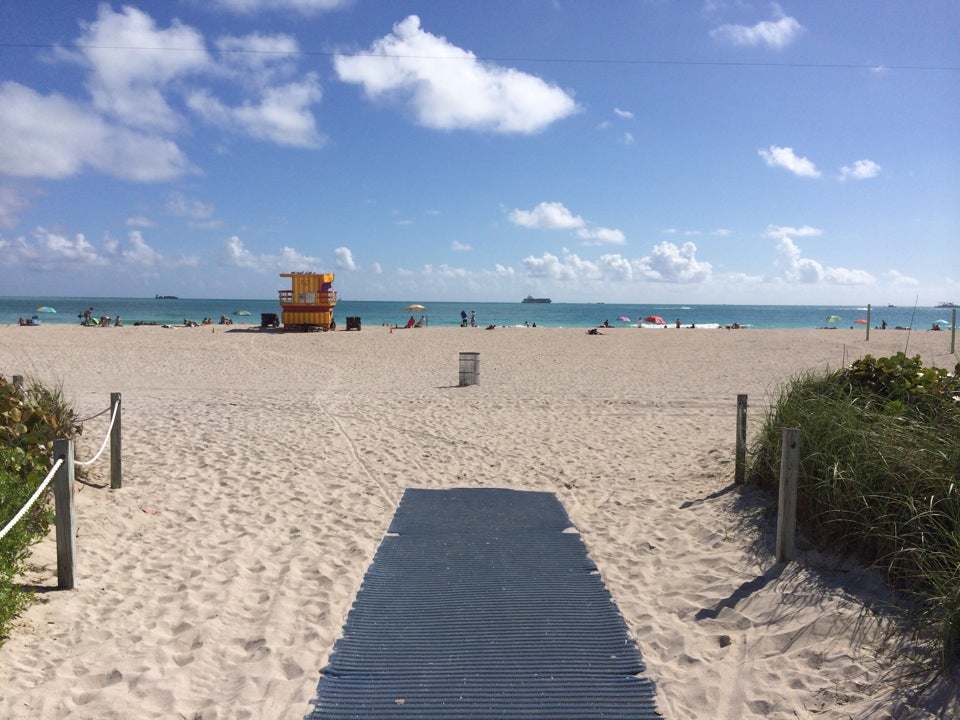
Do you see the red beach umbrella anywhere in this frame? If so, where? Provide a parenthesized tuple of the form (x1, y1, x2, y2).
(618, 316, 630, 322)
(854, 318, 868, 324)
(644, 315, 665, 325)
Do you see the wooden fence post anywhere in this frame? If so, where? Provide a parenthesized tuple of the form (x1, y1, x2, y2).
(110, 392, 122, 489)
(776, 428, 801, 563)
(53, 438, 76, 590)
(865, 303, 871, 341)
(952, 308, 957, 355)
(734, 394, 748, 484)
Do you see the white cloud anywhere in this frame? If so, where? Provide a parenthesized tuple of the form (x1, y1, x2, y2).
(885, 269, 918, 286)
(371, 262, 383, 274)
(711, 4, 804, 49)
(222, 236, 325, 272)
(166, 192, 215, 220)
(126, 216, 155, 228)
(576, 226, 626, 246)
(636, 241, 712, 283)
(215, 33, 302, 87)
(0, 184, 39, 229)
(0, 227, 190, 273)
(451, 240, 472, 252)
(509, 201, 584, 230)
(772, 229, 874, 285)
(334, 246, 357, 270)
(509, 201, 625, 246)
(71, 5, 210, 132)
(187, 76, 323, 147)
(0, 82, 192, 181)
(758, 145, 821, 178)
(334, 15, 578, 134)
(839, 159, 881, 181)
(621, 132, 635, 146)
(613, 107, 634, 120)
(212, 0, 352, 14)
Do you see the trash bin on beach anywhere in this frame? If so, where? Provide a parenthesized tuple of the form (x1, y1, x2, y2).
(459, 352, 479, 386)
(346, 316, 361, 331)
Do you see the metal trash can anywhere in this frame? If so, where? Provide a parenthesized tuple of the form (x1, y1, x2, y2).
(346, 316, 361, 331)
(459, 352, 479, 386)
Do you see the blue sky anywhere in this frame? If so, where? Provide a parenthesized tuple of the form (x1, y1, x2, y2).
(1, 1, 957, 304)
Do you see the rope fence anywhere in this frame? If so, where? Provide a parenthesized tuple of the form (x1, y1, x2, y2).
(0, 390, 122, 590)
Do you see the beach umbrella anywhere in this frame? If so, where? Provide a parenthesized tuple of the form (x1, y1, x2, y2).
(854, 318, 868, 324)
(826, 315, 840, 323)
(644, 315, 665, 325)
(36, 306, 56, 313)
(618, 316, 630, 322)
(234, 310, 251, 316)
(406, 303, 425, 312)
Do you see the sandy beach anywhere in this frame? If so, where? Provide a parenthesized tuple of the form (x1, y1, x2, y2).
(0, 324, 957, 719)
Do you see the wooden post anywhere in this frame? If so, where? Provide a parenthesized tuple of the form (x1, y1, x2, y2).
(110, 392, 122, 489)
(776, 428, 801, 563)
(865, 303, 871, 341)
(952, 308, 957, 355)
(53, 438, 76, 590)
(734, 394, 748, 484)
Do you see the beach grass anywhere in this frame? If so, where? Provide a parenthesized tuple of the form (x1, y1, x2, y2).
(747, 352, 960, 668)
(0, 375, 79, 643)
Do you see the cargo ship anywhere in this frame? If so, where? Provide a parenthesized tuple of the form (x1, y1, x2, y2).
(936, 301, 957, 308)
(521, 295, 551, 304)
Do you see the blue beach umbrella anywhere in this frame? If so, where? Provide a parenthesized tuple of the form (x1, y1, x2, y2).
(36, 306, 57, 313)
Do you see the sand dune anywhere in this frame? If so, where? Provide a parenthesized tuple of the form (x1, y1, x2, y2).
(0, 325, 957, 718)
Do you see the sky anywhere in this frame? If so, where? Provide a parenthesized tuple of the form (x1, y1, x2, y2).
(1, 1, 958, 304)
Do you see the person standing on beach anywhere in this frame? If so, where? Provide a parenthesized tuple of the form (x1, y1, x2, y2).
(470, 310, 476, 327)
(460, 309, 467, 327)
(82, 307, 93, 326)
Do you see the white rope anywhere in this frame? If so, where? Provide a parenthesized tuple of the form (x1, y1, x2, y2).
(76, 401, 119, 468)
(0, 458, 62, 542)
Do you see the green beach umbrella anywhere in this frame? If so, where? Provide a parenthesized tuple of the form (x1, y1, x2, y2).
(234, 310, 251, 316)
(36, 306, 57, 313)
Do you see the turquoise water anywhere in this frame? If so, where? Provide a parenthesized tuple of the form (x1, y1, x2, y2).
(1, 296, 954, 330)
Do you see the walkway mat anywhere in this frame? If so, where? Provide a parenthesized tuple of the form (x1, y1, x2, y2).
(306, 488, 659, 719)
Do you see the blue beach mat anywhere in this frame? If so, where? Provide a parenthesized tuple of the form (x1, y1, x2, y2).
(306, 488, 659, 719)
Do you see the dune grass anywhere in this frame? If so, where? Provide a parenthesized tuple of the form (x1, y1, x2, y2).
(747, 352, 960, 668)
(0, 375, 80, 643)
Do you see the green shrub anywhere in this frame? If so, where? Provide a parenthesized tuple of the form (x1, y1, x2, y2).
(0, 375, 80, 643)
(747, 354, 960, 667)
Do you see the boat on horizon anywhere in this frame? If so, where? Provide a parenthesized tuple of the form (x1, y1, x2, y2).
(936, 301, 957, 308)
(521, 295, 551, 304)
(154, 294, 178, 299)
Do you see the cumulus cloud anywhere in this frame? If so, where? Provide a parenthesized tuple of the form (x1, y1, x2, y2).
(215, 33, 302, 87)
(758, 145, 820, 178)
(166, 192, 215, 220)
(0, 227, 193, 273)
(222, 236, 325, 271)
(509, 201, 584, 230)
(613, 107, 634, 120)
(334, 246, 357, 270)
(509, 201, 625, 245)
(451, 240, 472, 252)
(70, 5, 210, 132)
(636, 241, 712, 283)
(187, 76, 323, 147)
(885, 269, 918, 286)
(711, 4, 804, 49)
(0, 184, 39, 229)
(520, 242, 710, 285)
(770, 226, 874, 285)
(840, 159, 881, 181)
(334, 15, 578, 134)
(0, 82, 192, 181)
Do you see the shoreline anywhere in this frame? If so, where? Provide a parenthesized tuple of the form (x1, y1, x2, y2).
(0, 326, 957, 718)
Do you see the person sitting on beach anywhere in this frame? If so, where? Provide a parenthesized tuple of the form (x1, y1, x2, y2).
(414, 315, 426, 328)
(602, 319, 610, 328)
(485, 324, 496, 330)
(403, 316, 416, 328)
(18, 317, 26, 326)
(931, 323, 942, 331)
(587, 328, 602, 335)
(114, 316, 123, 327)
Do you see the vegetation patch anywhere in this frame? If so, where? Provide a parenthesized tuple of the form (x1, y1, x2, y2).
(0, 375, 80, 643)
(747, 352, 960, 667)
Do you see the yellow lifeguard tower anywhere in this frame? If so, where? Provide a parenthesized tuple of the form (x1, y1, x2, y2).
(278, 272, 338, 331)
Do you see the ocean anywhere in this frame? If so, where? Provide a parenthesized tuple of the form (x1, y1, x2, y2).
(2, 296, 955, 331)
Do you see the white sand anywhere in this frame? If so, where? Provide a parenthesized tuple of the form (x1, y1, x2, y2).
(0, 324, 957, 719)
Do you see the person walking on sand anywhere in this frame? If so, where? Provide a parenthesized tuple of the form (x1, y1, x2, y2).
(82, 307, 93, 326)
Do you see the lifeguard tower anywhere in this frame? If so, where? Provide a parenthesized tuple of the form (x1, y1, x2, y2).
(278, 272, 338, 331)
